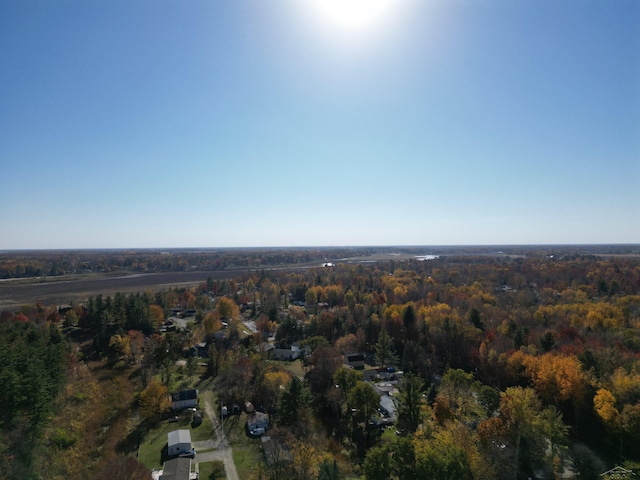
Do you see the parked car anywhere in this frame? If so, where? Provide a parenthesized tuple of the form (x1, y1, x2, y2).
(179, 448, 196, 459)
(191, 413, 203, 427)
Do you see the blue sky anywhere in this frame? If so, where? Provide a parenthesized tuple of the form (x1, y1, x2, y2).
(1, 0, 638, 249)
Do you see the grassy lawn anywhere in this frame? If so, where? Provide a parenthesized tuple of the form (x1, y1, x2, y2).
(138, 375, 263, 475)
(233, 444, 262, 480)
(153, 365, 209, 394)
(270, 358, 306, 379)
(137, 412, 215, 470)
(222, 411, 263, 479)
(138, 421, 172, 470)
(198, 460, 225, 480)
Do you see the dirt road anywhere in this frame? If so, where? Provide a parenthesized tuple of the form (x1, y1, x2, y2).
(194, 397, 239, 480)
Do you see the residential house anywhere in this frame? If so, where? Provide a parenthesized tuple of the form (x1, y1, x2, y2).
(247, 411, 269, 436)
(256, 343, 275, 355)
(344, 353, 365, 370)
(168, 429, 191, 457)
(160, 457, 193, 480)
(271, 348, 300, 361)
(171, 389, 198, 410)
(193, 341, 208, 358)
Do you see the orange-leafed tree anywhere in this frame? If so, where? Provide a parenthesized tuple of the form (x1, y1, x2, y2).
(149, 304, 165, 326)
(179, 290, 197, 314)
(203, 311, 222, 336)
(335, 334, 358, 354)
(139, 381, 170, 422)
(523, 353, 587, 405)
(216, 296, 240, 320)
(128, 330, 145, 364)
(594, 388, 619, 425)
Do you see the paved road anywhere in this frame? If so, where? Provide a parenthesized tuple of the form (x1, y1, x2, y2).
(192, 397, 239, 480)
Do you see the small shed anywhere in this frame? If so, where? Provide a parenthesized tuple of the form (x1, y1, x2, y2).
(168, 429, 191, 457)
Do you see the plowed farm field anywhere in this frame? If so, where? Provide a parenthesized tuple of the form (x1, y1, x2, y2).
(0, 270, 248, 309)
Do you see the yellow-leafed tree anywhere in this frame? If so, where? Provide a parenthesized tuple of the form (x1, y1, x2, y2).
(139, 381, 170, 422)
(216, 296, 239, 320)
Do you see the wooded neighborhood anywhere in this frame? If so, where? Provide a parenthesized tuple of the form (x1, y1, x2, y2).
(1, 246, 639, 479)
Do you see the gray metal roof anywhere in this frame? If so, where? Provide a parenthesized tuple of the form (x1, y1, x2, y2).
(168, 429, 191, 446)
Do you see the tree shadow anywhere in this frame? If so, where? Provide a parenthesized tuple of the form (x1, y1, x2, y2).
(128, 367, 141, 380)
(116, 418, 155, 455)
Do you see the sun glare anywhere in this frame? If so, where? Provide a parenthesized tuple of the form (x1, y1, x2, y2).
(307, 0, 398, 32)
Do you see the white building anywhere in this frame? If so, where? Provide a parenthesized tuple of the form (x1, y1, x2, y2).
(168, 429, 191, 457)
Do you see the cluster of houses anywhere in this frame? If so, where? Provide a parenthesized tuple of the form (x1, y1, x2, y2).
(155, 429, 196, 480)
(152, 324, 636, 480)
(153, 390, 199, 480)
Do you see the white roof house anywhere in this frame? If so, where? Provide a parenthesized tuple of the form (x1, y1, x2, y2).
(168, 429, 191, 457)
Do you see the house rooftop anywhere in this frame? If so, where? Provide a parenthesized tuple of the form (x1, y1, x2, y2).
(171, 389, 198, 402)
(168, 429, 191, 447)
(160, 457, 191, 480)
(247, 411, 268, 427)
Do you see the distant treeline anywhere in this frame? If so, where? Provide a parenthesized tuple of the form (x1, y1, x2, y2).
(1, 245, 638, 279)
(0, 247, 372, 279)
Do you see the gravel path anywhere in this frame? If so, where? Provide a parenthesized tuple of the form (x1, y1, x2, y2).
(195, 396, 239, 480)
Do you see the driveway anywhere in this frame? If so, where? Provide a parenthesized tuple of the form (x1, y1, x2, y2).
(193, 396, 239, 480)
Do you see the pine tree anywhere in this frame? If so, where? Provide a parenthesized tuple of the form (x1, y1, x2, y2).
(374, 330, 398, 369)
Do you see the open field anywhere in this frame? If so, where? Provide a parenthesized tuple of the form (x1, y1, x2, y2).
(0, 253, 396, 309)
(0, 270, 247, 309)
(2, 247, 638, 310)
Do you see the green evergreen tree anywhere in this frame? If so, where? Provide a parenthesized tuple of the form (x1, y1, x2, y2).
(280, 377, 311, 426)
(374, 330, 398, 369)
(395, 373, 425, 434)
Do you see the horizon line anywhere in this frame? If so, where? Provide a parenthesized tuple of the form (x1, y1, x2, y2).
(1, 243, 639, 253)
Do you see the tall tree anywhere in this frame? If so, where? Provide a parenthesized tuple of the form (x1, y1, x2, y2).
(139, 381, 170, 423)
(374, 330, 398, 369)
(280, 377, 311, 430)
(216, 296, 240, 320)
(317, 459, 339, 480)
(395, 373, 425, 434)
(347, 381, 381, 459)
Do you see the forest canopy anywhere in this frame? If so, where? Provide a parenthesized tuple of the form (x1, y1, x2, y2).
(1, 247, 640, 479)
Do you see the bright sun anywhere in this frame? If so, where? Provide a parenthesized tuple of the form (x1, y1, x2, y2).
(307, 0, 397, 32)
